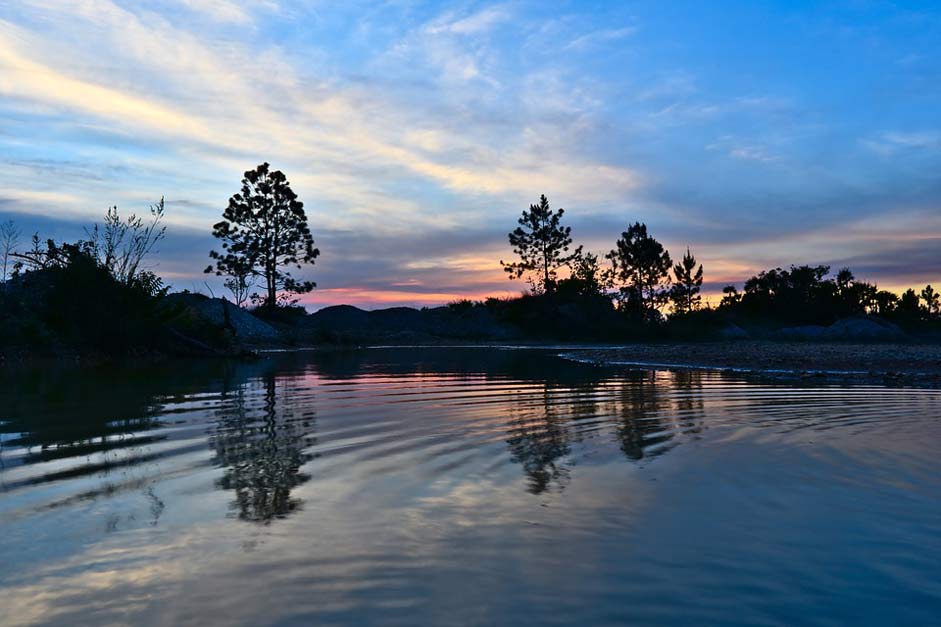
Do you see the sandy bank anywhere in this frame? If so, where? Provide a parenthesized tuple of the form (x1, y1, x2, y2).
(562, 341, 941, 384)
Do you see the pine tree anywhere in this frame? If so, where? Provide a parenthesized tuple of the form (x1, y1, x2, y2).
(921, 284, 939, 316)
(206, 163, 319, 309)
(670, 247, 704, 314)
(606, 222, 672, 320)
(500, 194, 580, 293)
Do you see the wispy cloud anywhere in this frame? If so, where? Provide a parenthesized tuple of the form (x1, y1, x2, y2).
(862, 130, 941, 155)
(425, 6, 511, 35)
(564, 26, 637, 51)
(0, 1, 939, 307)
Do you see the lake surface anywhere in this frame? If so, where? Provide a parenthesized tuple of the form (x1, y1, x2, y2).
(1, 347, 940, 626)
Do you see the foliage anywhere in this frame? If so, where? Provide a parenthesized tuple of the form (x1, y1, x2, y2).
(712, 262, 941, 333)
(0, 219, 19, 281)
(720, 284, 741, 308)
(250, 302, 308, 324)
(500, 194, 580, 294)
(607, 222, 672, 320)
(921, 284, 939, 316)
(670, 247, 704, 314)
(898, 288, 921, 315)
(562, 251, 611, 298)
(206, 163, 319, 309)
(84, 199, 167, 285)
(872, 290, 899, 315)
(222, 256, 254, 308)
(0, 246, 169, 352)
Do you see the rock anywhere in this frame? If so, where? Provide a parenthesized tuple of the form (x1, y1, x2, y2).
(776, 316, 905, 342)
(824, 316, 905, 341)
(165, 294, 281, 343)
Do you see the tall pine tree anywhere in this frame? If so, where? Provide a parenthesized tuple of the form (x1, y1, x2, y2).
(500, 194, 580, 293)
(670, 247, 704, 314)
(607, 222, 672, 320)
(206, 163, 319, 309)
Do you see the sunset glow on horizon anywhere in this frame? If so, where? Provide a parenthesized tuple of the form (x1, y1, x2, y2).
(1, 1, 939, 309)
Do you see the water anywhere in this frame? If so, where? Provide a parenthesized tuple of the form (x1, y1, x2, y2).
(1, 347, 940, 626)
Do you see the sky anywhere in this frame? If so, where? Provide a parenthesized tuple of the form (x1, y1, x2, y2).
(0, 0, 939, 309)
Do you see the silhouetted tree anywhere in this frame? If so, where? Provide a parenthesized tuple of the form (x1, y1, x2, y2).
(848, 281, 877, 313)
(836, 267, 854, 295)
(873, 290, 899, 315)
(720, 284, 741, 308)
(223, 257, 254, 308)
(206, 163, 319, 309)
(898, 288, 921, 315)
(564, 250, 610, 297)
(921, 285, 939, 316)
(500, 194, 580, 294)
(738, 264, 832, 323)
(607, 222, 672, 320)
(15, 233, 49, 273)
(670, 247, 704, 314)
(0, 220, 19, 282)
(13, 237, 92, 273)
(834, 267, 876, 314)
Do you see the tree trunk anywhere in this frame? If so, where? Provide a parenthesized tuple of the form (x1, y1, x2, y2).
(267, 258, 276, 309)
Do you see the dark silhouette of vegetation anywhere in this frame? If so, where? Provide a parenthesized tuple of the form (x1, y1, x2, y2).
(670, 247, 703, 314)
(922, 285, 939, 316)
(898, 289, 921, 315)
(500, 194, 580, 294)
(223, 258, 254, 308)
(607, 222, 672, 321)
(720, 264, 875, 325)
(492, 194, 939, 340)
(83, 199, 167, 285)
(206, 162, 319, 310)
(720, 284, 741, 308)
(0, 202, 251, 359)
(872, 289, 899, 315)
(0, 219, 19, 282)
(559, 250, 610, 298)
(3, 181, 941, 360)
(0, 233, 169, 353)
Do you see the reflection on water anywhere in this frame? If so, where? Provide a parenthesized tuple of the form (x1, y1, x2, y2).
(1, 348, 941, 625)
(210, 375, 316, 522)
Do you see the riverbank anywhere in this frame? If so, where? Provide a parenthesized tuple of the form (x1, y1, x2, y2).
(561, 341, 941, 385)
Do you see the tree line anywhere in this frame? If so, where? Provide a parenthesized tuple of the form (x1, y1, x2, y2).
(2, 165, 939, 335)
(499, 194, 706, 320)
(499, 194, 941, 326)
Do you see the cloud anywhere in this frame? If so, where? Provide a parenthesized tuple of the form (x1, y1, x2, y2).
(425, 6, 511, 35)
(0, 1, 939, 307)
(862, 130, 941, 155)
(165, 0, 256, 24)
(728, 146, 779, 162)
(564, 26, 637, 51)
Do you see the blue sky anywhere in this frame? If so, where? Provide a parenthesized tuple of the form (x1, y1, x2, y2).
(0, 1, 939, 308)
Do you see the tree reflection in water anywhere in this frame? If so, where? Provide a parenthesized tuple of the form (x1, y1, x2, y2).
(506, 369, 707, 493)
(506, 384, 573, 495)
(614, 370, 705, 461)
(209, 372, 317, 523)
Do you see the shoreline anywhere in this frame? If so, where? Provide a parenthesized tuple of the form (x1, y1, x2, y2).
(558, 341, 941, 385)
(5, 341, 941, 386)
